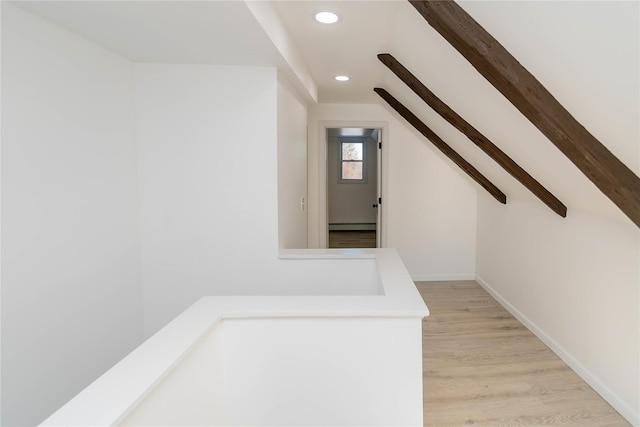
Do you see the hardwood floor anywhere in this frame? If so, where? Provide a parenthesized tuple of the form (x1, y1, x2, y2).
(328, 230, 376, 248)
(416, 280, 629, 427)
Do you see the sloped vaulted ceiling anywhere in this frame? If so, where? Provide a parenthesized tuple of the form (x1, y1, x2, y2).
(275, 0, 639, 225)
(13, 0, 639, 224)
(376, 53, 567, 217)
(387, 1, 638, 223)
(409, 0, 639, 226)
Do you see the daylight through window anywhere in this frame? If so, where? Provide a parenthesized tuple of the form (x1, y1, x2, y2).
(341, 142, 364, 180)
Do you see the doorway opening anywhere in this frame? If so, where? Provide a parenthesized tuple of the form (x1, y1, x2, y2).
(326, 127, 381, 248)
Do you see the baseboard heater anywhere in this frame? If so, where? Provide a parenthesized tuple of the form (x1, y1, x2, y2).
(329, 223, 376, 231)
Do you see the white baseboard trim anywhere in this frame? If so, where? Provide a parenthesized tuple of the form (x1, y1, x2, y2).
(475, 275, 639, 427)
(411, 273, 475, 281)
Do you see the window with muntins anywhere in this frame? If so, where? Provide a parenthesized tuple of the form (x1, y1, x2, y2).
(340, 141, 364, 181)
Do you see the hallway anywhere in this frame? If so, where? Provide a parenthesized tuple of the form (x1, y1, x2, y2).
(417, 281, 629, 426)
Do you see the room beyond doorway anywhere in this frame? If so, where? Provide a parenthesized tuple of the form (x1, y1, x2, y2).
(326, 127, 381, 249)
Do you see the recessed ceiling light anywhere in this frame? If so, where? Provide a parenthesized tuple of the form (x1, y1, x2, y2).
(315, 11, 339, 24)
(334, 75, 350, 82)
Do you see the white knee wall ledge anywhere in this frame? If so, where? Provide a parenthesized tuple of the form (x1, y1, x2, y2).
(40, 248, 429, 427)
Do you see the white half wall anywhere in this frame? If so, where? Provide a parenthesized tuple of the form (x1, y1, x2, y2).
(41, 249, 428, 427)
(119, 321, 227, 426)
(277, 72, 308, 249)
(308, 103, 477, 279)
(119, 317, 425, 427)
(476, 194, 640, 425)
(221, 317, 424, 426)
(1, 4, 144, 425)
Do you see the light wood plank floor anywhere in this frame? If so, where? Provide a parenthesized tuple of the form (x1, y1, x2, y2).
(416, 280, 629, 427)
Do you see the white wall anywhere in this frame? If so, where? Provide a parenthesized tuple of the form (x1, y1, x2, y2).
(221, 317, 424, 426)
(476, 195, 640, 425)
(1, 4, 144, 425)
(120, 317, 425, 427)
(136, 65, 348, 334)
(277, 72, 308, 249)
(308, 103, 477, 280)
(119, 321, 227, 426)
(135, 64, 282, 335)
(463, 2, 640, 424)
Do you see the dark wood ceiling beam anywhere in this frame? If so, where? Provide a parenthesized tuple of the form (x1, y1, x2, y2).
(408, 0, 640, 227)
(374, 87, 506, 204)
(378, 53, 566, 217)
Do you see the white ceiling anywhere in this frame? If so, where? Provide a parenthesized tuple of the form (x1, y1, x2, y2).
(11, 1, 283, 66)
(11, 0, 408, 104)
(8, 0, 639, 222)
(272, 1, 404, 103)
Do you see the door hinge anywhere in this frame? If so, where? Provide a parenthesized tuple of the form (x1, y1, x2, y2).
(378, 142, 382, 149)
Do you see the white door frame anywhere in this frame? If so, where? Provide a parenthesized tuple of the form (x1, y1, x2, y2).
(317, 120, 388, 249)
